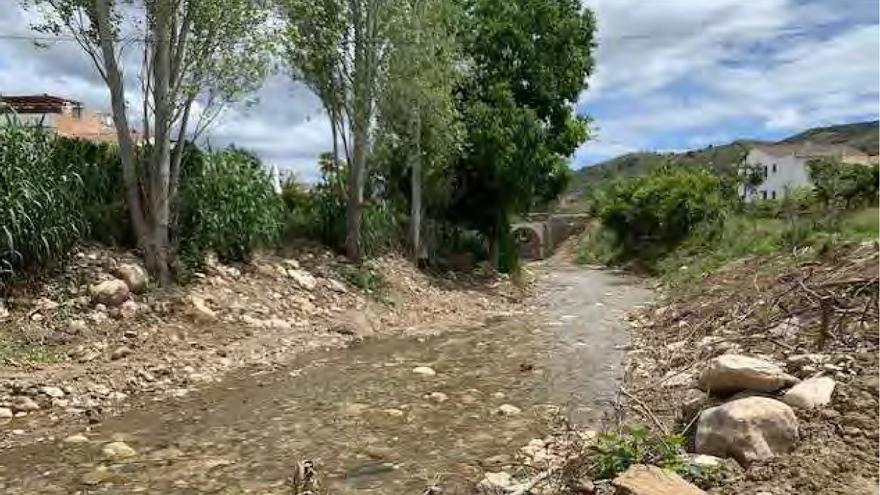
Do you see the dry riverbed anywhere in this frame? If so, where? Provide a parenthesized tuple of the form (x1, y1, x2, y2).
(0, 249, 654, 493)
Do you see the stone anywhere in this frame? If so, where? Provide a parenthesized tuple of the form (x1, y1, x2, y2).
(111, 263, 149, 293)
(695, 397, 798, 465)
(782, 376, 836, 410)
(769, 316, 800, 337)
(11, 396, 40, 412)
(495, 404, 522, 416)
(288, 269, 318, 290)
(89, 279, 130, 307)
(63, 433, 90, 444)
(661, 369, 696, 388)
(119, 300, 139, 319)
(102, 441, 137, 460)
(0, 407, 12, 418)
(188, 296, 217, 322)
(382, 408, 405, 417)
(412, 366, 436, 376)
(699, 354, 798, 395)
(111, 346, 133, 360)
(330, 309, 374, 338)
(40, 386, 65, 398)
(681, 388, 709, 419)
(612, 464, 705, 495)
(785, 353, 828, 371)
(571, 479, 595, 494)
(687, 454, 723, 469)
(426, 391, 449, 403)
(477, 471, 514, 494)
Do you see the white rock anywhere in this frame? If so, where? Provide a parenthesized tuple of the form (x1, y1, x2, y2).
(696, 397, 798, 465)
(496, 404, 522, 416)
(612, 464, 705, 495)
(477, 471, 514, 494)
(63, 433, 89, 444)
(412, 366, 436, 376)
(11, 396, 40, 412)
(119, 300, 139, 319)
(687, 454, 723, 469)
(89, 279, 130, 307)
(288, 269, 317, 290)
(427, 392, 448, 403)
(40, 386, 65, 398)
(111, 263, 149, 293)
(102, 441, 137, 460)
(0, 407, 12, 418)
(699, 354, 798, 395)
(782, 376, 836, 410)
(188, 296, 217, 322)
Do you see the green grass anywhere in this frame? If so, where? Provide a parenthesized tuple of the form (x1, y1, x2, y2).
(577, 206, 878, 287)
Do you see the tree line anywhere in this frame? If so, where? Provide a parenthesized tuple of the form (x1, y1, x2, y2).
(24, 0, 595, 283)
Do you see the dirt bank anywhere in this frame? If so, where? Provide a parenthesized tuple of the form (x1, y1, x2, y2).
(0, 244, 524, 450)
(621, 241, 879, 494)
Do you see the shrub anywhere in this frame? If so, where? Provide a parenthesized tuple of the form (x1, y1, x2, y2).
(809, 158, 879, 209)
(594, 426, 687, 479)
(178, 148, 285, 264)
(0, 119, 87, 284)
(596, 166, 727, 261)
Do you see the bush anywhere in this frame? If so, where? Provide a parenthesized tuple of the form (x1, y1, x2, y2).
(596, 166, 728, 261)
(809, 158, 879, 209)
(594, 426, 687, 479)
(0, 119, 87, 284)
(178, 148, 285, 264)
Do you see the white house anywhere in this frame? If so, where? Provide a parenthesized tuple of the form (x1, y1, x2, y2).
(738, 142, 875, 202)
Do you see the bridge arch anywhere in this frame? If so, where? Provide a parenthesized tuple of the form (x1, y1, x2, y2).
(511, 223, 545, 260)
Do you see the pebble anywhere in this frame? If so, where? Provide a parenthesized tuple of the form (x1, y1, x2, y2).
(495, 404, 522, 416)
(412, 366, 436, 376)
(0, 407, 12, 418)
(382, 408, 405, 417)
(12, 396, 40, 412)
(63, 433, 90, 444)
(40, 386, 65, 398)
(102, 441, 137, 460)
(426, 392, 448, 403)
(111, 346, 133, 360)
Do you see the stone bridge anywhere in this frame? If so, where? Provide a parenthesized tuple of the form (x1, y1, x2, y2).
(511, 213, 590, 260)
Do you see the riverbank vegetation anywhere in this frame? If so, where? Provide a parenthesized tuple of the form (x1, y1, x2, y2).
(576, 159, 879, 285)
(4, 0, 596, 290)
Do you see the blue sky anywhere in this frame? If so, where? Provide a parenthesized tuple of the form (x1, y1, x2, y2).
(574, 0, 880, 167)
(0, 0, 877, 179)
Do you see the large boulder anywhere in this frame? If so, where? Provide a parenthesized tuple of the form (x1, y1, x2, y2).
(329, 309, 374, 338)
(782, 376, 836, 410)
(89, 279, 130, 307)
(695, 396, 798, 465)
(699, 354, 798, 395)
(111, 263, 149, 293)
(612, 464, 705, 495)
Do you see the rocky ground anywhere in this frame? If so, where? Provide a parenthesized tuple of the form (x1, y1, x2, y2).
(0, 244, 524, 450)
(475, 240, 878, 495)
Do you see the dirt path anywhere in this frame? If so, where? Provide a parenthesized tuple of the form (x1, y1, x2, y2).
(0, 262, 651, 494)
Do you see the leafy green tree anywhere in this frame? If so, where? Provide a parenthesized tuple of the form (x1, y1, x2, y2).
(26, 0, 272, 284)
(279, 0, 405, 262)
(375, 0, 461, 260)
(448, 0, 594, 269)
(808, 158, 879, 209)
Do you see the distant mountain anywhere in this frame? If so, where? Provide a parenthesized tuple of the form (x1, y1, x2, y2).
(561, 120, 879, 210)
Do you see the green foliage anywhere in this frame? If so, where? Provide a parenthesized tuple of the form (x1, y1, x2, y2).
(596, 166, 727, 261)
(340, 264, 386, 294)
(178, 148, 284, 264)
(52, 137, 134, 246)
(0, 119, 86, 284)
(289, 163, 404, 257)
(446, 0, 594, 269)
(808, 158, 879, 209)
(594, 426, 687, 480)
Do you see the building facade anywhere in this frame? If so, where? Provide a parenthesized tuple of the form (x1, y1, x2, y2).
(0, 94, 119, 143)
(738, 142, 875, 202)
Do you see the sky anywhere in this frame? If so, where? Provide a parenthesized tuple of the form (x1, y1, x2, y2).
(0, 0, 877, 182)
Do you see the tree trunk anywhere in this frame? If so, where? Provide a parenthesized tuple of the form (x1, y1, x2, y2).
(409, 111, 422, 263)
(95, 0, 152, 271)
(346, 1, 371, 263)
(147, 3, 174, 286)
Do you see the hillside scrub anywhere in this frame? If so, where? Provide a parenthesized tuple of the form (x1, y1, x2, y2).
(577, 163, 879, 281)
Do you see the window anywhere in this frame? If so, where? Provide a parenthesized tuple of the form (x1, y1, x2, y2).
(763, 165, 768, 177)
(761, 191, 767, 200)
(771, 163, 777, 173)
(771, 190, 777, 200)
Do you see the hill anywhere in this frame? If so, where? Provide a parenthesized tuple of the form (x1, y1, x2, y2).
(561, 120, 879, 211)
